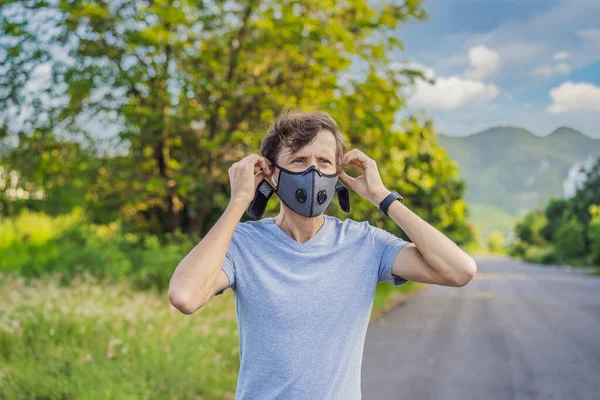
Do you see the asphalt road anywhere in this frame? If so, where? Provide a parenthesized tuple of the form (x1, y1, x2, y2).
(362, 256, 600, 400)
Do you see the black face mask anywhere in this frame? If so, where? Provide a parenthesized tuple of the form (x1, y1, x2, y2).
(246, 162, 350, 220)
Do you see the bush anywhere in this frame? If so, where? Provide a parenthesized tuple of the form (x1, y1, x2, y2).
(514, 210, 548, 246)
(0, 210, 196, 292)
(487, 231, 505, 254)
(507, 239, 528, 258)
(554, 217, 586, 259)
(523, 245, 557, 265)
(588, 205, 600, 264)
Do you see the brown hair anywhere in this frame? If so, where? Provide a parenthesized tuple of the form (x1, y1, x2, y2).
(260, 107, 349, 174)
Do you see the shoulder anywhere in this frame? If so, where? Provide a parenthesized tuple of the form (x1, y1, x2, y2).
(230, 217, 271, 243)
(325, 214, 372, 237)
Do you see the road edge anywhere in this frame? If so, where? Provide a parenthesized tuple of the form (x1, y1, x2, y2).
(368, 282, 428, 325)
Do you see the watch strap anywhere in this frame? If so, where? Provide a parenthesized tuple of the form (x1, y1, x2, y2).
(379, 191, 403, 216)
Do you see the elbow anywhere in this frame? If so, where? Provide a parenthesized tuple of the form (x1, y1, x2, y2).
(168, 288, 204, 315)
(452, 257, 477, 287)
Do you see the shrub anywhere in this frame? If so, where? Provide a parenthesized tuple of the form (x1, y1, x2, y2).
(554, 217, 586, 259)
(588, 205, 600, 264)
(487, 232, 505, 254)
(507, 239, 528, 258)
(523, 245, 557, 265)
(0, 210, 195, 292)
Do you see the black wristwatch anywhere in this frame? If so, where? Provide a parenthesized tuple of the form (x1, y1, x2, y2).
(379, 191, 403, 216)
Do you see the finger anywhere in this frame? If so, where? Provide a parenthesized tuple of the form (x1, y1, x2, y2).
(240, 154, 259, 172)
(342, 149, 362, 165)
(261, 157, 273, 175)
(256, 156, 273, 176)
(339, 170, 356, 185)
(243, 153, 260, 164)
(344, 155, 367, 171)
(342, 149, 357, 165)
(244, 154, 271, 176)
(344, 153, 373, 171)
(254, 170, 267, 189)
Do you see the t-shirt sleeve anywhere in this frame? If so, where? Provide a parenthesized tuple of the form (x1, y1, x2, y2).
(214, 238, 237, 296)
(368, 223, 411, 287)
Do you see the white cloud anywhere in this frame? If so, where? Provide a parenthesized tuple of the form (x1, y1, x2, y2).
(421, 2, 600, 92)
(401, 52, 501, 111)
(494, 41, 546, 65)
(552, 51, 569, 61)
(410, 76, 500, 111)
(578, 28, 600, 41)
(464, 45, 501, 80)
(547, 81, 600, 113)
(398, 2, 600, 136)
(532, 62, 572, 77)
(554, 63, 572, 74)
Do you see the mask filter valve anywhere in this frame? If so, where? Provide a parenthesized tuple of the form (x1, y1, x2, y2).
(317, 190, 327, 205)
(295, 188, 307, 203)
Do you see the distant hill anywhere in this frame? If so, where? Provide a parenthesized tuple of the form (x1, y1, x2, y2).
(437, 126, 600, 245)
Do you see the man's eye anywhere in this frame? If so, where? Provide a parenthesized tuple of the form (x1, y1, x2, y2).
(294, 159, 330, 163)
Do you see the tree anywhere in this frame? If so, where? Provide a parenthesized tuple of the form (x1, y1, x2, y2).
(568, 156, 600, 249)
(2, 0, 432, 236)
(487, 231, 504, 254)
(541, 197, 569, 243)
(2, 1, 474, 246)
(554, 216, 585, 260)
(0, 128, 97, 216)
(588, 205, 600, 264)
(514, 209, 548, 247)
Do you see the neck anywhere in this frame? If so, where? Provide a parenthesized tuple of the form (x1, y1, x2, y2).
(273, 210, 325, 244)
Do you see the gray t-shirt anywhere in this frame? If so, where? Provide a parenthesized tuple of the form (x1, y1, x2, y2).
(214, 214, 410, 399)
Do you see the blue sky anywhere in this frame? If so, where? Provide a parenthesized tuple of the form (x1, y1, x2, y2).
(5, 0, 599, 143)
(392, 0, 600, 137)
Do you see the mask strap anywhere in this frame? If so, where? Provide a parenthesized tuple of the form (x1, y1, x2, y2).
(247, 179, 275, 220)
(335, 180, 350, 212)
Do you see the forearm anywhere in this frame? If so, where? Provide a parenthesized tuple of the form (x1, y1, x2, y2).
(168, 199, 247, 311)
(371, 189, 476, 285)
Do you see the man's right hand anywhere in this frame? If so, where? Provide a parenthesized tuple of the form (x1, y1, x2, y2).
(228, 154, 273, 207)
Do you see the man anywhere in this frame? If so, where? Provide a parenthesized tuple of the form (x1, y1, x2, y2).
(168, 109, 477, 399)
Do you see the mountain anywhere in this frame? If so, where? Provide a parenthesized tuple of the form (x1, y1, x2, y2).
(437, 126, 600, 244)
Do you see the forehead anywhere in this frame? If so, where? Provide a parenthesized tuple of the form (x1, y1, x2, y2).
(285, 130, 336, 158)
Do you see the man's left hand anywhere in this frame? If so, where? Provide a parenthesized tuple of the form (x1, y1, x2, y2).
(338, 148, 392, 208)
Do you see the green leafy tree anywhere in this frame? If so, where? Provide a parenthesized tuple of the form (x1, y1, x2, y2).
(554, 216, 586, 260)
(514, 209, 548, 247)
(2, 0, 473, 246)
(568, 156, 600, 248)
(0, 128, 97, 216)
(588, 204, 600, 264)
(487, 231, 504, 254)
(1, 0, 430, 235)
(541, 197, 569, 243)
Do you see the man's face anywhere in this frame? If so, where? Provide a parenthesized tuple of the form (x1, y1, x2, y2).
(275, 130, 337, 178)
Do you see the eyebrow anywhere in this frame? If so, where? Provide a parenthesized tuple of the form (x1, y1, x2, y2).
(290, 154, 334, 161)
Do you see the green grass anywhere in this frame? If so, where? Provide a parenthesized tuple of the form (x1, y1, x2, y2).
(372, 281, 417, 311)
(0, 209, 197, 292)
(0, 273, 417, 399)
(0, 211, 420, 398)
(0, 272, 240, 399)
